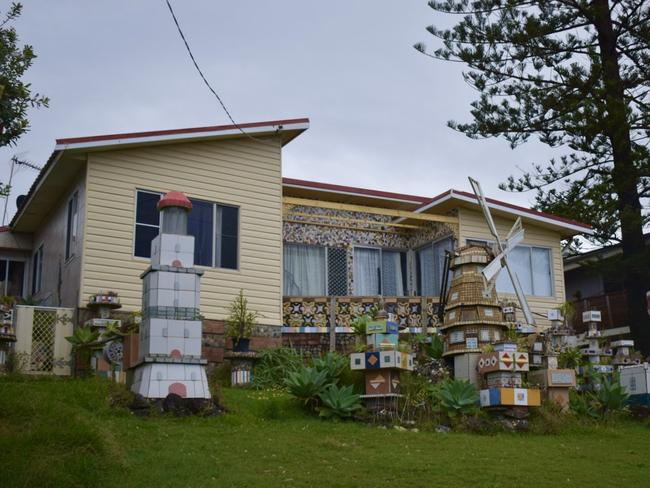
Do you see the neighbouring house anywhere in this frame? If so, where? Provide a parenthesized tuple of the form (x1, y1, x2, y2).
(563, 235, 650, 334)
(0, 117, 593, 365)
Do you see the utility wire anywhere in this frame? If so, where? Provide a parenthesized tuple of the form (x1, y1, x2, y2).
(164, 0, 275, 145)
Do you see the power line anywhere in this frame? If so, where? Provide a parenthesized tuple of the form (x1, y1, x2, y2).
(164, 0, 274, 145)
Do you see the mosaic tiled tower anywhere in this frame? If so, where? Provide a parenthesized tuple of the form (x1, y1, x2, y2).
(349, 311, 414, 408)
(131, 191, 210, 399)
(441, 245, 511, 383)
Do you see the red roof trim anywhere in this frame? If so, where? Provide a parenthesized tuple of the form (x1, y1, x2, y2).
(423, 189, 592, 230)
(56, 118, 310, 145)
(282, 177, 429, 204)
(0, 226, 10, 233)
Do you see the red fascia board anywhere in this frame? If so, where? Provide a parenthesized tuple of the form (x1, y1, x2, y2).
(56, 118, 310, 145)
(282, 177, 430, 204)
(423, 189, 592, 230)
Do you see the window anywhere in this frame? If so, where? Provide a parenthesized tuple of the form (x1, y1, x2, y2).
(134, 191, 161, 258)
(32, 245, 43, 294)
(353, 247, 407, 296)
(65, 192, 79, 260)
(283, 244, 326, 296)
(134, 190, 239, 269)
(0, 259, 25, 297)
(416, 236, 454, 296)
(495, 245, 552, 297)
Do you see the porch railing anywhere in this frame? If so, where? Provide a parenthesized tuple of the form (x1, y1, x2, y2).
(283, 296, 441, 332)
(567, 291, 629, 333)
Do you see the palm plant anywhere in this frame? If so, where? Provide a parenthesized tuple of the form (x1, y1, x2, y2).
(65, 326, 100, 373)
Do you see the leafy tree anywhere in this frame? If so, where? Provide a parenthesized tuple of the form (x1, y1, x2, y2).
(416, 1, 650, 354)
(0, 2, 48, 195)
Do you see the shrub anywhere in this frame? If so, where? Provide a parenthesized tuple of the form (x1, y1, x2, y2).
(558, 347, 583, 369)
(313, 351, 347, 384)
(252, 347, 304, 389)
(317, 384, 363, 419)
(433, 379, 479, 418)
(593, 376, 629, 415)
(569, 389, 599, 419)
(283, 367, 329, 407)
(4, 351, 29, 374)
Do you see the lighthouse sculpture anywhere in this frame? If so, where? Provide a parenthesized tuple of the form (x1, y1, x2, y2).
(131, 191, 211, 399)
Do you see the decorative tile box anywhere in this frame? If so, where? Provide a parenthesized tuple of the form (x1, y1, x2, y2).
(480, 387, 541, 407)
(620, 364, 650, 405)
(366, 332, 399, 350)
(528, 369, 577, 388)
(364, 369, 401, 396)
(366, 320, 399, 334)
(477, 351, 529, 374)
(485, 371, 523, 388)
(350, 351, 414, 371)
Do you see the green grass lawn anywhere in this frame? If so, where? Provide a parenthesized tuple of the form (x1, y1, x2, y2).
(1, 376, 649, 488)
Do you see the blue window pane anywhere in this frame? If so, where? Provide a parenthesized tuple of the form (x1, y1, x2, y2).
(220, 205, 238, 237)
(220, 235, 238, 269)
(136, 192, 160, 226)
(135, 225, 159, 258)
(188, 199, 214, 266)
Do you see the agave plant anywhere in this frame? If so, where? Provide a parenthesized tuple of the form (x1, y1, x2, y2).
(317, 384, 362, 419)
(433, 379, 479, 417)
(593, 376, 629, 415)
(283, 367, 329, 407)
(313, 352, 347, 385)
(569, 389, 599, 419)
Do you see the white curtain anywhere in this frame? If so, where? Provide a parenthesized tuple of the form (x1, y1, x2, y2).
(354, 248, 380, 295)
(418, 246, 435, 296)
(531, 247, 552, 296)
(283, 244, 326, 296)
(382, 251, 405, 296)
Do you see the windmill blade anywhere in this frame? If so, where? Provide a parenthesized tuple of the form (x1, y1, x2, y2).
(468, 177, 502, 247)
(503, 259, 536, 326)
(482, 228, 525, 282)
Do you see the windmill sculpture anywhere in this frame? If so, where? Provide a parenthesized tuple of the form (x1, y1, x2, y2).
(468, 177, 536, 330)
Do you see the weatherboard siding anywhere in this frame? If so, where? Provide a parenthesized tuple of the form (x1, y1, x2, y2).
(83, 137, 284, 325)
(458, 207, 566, 328)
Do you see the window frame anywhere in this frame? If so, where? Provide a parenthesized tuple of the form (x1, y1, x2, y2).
(132, 189, 240, 270)
(352, 245, 408, 297)
(65, 191, 79, 261)
(32, 245, 43, 295)
(466, 238, 555, 297)
(0, 258, 27, 297)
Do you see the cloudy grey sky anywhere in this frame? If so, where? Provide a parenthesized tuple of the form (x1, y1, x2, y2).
(0, 0, 563, 222)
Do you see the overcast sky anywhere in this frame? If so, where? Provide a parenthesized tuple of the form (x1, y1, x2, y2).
(0, 0, 565, 222)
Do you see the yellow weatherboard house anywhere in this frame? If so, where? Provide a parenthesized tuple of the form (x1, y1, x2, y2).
(0, 117, 593, 364)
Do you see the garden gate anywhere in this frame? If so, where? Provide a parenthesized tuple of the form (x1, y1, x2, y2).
(13, 305, 75, 375)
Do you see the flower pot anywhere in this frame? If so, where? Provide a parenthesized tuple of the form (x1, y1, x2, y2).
(233, 338, 250, 352)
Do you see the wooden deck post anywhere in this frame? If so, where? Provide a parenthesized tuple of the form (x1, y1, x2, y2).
(329, 296, 337, 352)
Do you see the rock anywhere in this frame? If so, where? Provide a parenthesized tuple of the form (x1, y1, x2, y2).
(393, 425, 407, 431)
(129, 394, 152, 417)
(435, 425, 451, 434)
(411, 428, 419, 433)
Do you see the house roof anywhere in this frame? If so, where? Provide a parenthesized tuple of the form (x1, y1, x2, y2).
(564, 233, 650, 271)
(282, 179, 593, 238)
(10, 118, 309, 231)
(282, 178, 429, 210)
(54, 118, 310, 150)
(411, 188, 593, 237)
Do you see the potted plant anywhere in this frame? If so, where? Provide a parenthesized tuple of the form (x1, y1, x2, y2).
(226, 289, 261, 352)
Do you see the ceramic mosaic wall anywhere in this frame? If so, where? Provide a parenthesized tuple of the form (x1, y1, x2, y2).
(283, 206, 455, 295)
(282, 296, 442, 331)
